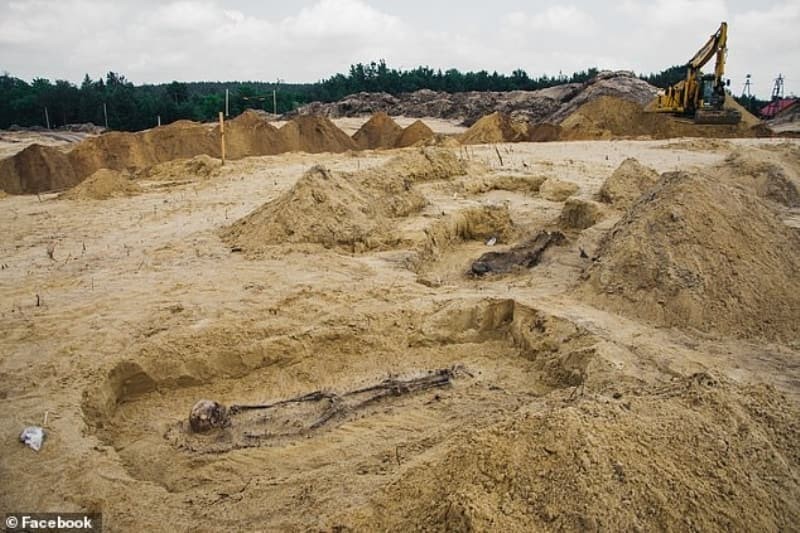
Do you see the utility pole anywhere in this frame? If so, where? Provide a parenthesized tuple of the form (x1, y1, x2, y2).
(771, 74, 785, 101)
(741, 74, 752, 98)
(225, 89, 230, 117)
(44, 107, 50, 129)
(219, 112, 226, 166)
(273, 78, 284, 115)
(103, 102, 109, 129)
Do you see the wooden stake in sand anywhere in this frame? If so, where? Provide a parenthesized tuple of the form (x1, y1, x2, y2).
(219, 111, 226, 166)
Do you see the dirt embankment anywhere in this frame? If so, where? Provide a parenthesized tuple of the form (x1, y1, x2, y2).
(294, 70, 659, 126)
(560, 96, 763, 140)
(581, 169, 800, 342)
(221, 148, 466, 253)
(0, 112, 370, 194)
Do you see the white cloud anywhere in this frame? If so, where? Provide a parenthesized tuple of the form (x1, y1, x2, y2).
(505, 6, 594, 35)
(0, 0, 796, 98)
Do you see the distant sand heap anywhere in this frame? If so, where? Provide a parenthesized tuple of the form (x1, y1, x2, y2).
(581, 170, 800, 342)
(459, 112, 529, 144)
(352, 112, 404, 149)
(221, 148, 466, 253)
(278, 115, 357, 153)
(396, 120, 436, 148)
(0, 112, 364, 194)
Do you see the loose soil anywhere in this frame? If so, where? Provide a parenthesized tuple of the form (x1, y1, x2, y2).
(1, 138, 799, 532)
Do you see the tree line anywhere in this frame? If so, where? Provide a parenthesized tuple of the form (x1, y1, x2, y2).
(0, 60, 767, 131)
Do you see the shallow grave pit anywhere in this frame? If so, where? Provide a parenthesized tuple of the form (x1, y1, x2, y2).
(82, 298, 596, 493)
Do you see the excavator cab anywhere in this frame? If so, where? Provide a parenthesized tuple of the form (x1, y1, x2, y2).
(695, 75, 741, 124)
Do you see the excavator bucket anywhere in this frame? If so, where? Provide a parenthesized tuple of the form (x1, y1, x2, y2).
(694, 108, 742, 125)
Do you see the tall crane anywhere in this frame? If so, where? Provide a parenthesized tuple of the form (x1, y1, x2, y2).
(651, 22, 742, 124)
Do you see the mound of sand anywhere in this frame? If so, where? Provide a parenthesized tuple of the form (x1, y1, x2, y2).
(582, 171, 800, 342)
(558, 198, 606, 230)
(464, 174, 547, 195)
(715, 148, 800, 208)
(0, 143, 79, 194)
(598, 157, 660, 209)
(561, 96, 762, 140)
(345, 374, 800, 531)
(352, 112, 403, 150)
(459, 112, 528, 144)
(225, 109, 286, 158)
(61, 169, 141, 200)
(395, 120, 435, 148)
(278, 115, 357, 153)
(380, 147, 466, 182)
(138, 154, 222, 181)
(539, 177, 579, 201)
(222, 148, 464, 253)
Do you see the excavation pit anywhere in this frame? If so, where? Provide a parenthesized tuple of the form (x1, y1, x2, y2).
(82, 299, 596, 495)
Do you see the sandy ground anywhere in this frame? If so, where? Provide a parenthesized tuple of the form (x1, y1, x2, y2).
(1, 138, 799, 530)
(0, 130, 93, 158)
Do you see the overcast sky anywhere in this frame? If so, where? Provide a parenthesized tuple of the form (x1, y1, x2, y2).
(1, 0, 798, 98)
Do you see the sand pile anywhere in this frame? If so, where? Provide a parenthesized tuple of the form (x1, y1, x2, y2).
(225, 110, 285, 158)
(352, 112, 403, 149)
(459, 112, 528, 144)
(138, 155, 222, 181)
(278, 115, 357, 153)
(61, 169, 141, 200)
(380, 147, 466, 182)
(0, 143, 79, 194)
(539, 177, 579, 201)
(714, 147, 800, 208)
(345, 375, 800, 531)
(560, 96, 762, 140)
(598, 157, 660, 209)
(464, 174, 547, 195)
(558, 198, 606, 230)
(222, 149, 464, 253)
(0, 113, 371, 194)
(395, 120, 435, 148)
(581, 171, 800, 342)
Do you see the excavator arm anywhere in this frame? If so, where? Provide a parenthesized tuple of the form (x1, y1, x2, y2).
(651, 22, 741, 124)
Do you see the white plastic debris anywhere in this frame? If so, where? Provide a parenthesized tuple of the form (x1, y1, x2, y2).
(485, 236, 497, 246)
(19, 426, 46, 451)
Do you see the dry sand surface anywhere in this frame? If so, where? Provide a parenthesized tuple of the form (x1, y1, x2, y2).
(1, 138, 800, 531)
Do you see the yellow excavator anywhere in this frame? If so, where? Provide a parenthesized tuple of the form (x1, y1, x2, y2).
(651, 22, 742, 124)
